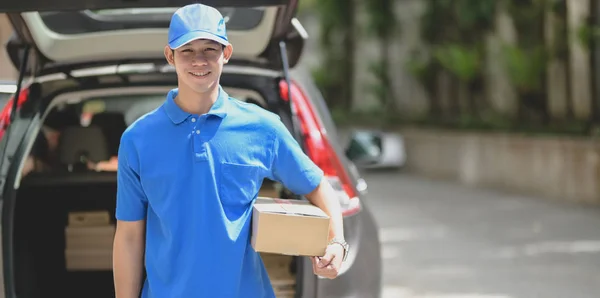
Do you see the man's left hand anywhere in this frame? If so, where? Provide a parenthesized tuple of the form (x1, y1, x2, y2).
(311, 243, 345, 279)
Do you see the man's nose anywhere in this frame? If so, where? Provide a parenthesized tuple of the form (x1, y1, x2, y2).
(192, 53, 209, 66)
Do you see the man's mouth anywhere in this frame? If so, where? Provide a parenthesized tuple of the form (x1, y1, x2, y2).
(190, 71, 211, 77)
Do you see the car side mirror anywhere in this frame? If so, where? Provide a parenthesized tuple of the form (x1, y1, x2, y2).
(344, 129, 406, 170)
(344, 130, 382, 166)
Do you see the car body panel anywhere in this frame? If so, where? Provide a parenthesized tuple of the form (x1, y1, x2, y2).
(290, 67, 382, 298)
(1, 0, 303, 74)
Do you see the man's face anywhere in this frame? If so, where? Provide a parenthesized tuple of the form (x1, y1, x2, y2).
(164, 39, 233, 94)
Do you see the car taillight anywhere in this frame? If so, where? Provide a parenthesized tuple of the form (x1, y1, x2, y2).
(279, 79, 361, 217)
(0, 87, 30, 140)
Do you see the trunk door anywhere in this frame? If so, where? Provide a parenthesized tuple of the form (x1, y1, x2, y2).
(1, 0, 301, 75)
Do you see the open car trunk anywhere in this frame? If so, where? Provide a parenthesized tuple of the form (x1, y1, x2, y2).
(6, 74, 304, 298)
(13, 176, 298, 298)
(0, 1, 310, 297)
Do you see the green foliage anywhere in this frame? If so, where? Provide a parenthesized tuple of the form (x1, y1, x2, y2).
(506, 0, 547, 47)
(366, 61, 392, 107)
(309, 0, 356, 110)
(405, 51, 436, 84)
(453, 0, 496, 34)
(314, 0, 350, 46)
(297, 0, 318, 14)
(577, 24, 600, 49)
(363, 0, 398, 117)
(433, 44, 481, 83)
(502, 44, 547, 93)
(420, 0, 453, 44)
(420, 0, 496, 45)
(310, 67, 339, 107)
(364, 0, 397, 38)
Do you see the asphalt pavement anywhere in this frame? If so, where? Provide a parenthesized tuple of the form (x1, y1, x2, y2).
(364, 171, 600, 298)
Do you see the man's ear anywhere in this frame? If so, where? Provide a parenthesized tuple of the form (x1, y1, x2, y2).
(223, 44, 233, 64)
(164, 45, 175, 65)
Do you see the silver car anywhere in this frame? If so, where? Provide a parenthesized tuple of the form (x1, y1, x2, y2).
(0, 1, 382, 298)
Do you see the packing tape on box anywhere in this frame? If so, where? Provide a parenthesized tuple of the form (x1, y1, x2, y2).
(273, 198, 298, 215)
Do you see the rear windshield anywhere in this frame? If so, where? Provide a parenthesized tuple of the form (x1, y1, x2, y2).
(80, 93, 166, 127)
(39, 7, 266, 35)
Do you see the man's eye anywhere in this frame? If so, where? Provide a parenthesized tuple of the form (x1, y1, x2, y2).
(182, 49, 193, 52)
(205, 48, 216, 51)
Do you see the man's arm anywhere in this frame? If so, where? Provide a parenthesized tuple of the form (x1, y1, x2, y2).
(305, 178, 344, 242)
(113, 220, 146, 298)
(113, 134, 149, 297)
(304, 178, 346, 278)
(267, 115, 345, 278)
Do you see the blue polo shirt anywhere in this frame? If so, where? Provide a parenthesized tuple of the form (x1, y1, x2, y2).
(115, 86, 324, 298)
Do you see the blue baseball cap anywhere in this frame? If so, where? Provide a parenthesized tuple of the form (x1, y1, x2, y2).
(168, 4, 229, 49)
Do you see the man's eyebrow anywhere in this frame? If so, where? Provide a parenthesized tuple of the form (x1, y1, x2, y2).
(204, 41, 220, 47)
(181, 41, 220, 47)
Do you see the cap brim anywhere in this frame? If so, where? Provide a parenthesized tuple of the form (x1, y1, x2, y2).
(169, 31, 229, 49)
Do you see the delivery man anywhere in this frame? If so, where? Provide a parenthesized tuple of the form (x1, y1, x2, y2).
(112, 3, 348, 298)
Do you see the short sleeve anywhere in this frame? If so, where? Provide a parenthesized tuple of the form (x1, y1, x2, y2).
(115, 133, 148, 221)
(267, 116, 324, 195)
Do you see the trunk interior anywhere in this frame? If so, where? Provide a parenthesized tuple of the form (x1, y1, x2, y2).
(13, 176, 299, 298)
(10, 81, 301, 298)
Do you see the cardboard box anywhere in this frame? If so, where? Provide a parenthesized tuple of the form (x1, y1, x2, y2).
(261, 253, 296, 297)
(65, 225, 115, 250)
(64, 210, 114, 271)
(258, 187, 280, 199)
(65, 248, 113, 271)
(251, 197, 330, 257)
(68, 211, 110, 227)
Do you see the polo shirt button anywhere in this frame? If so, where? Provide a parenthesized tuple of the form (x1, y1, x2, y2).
(196, 130, 200, 134)
(191, 118, 196, 122)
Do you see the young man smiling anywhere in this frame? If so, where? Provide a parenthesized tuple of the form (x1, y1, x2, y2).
(112, 3, 348, 298)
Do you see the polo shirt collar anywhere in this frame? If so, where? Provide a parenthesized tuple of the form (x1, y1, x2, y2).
(164, 86, 229, 124)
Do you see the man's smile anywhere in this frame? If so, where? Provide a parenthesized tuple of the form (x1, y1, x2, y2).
(189, 71, 211, 77)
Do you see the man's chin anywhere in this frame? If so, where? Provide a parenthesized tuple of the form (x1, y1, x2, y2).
(184, 81, 218, 95)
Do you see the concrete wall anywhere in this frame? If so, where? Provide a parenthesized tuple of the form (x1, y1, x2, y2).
(400, 128, 600, 204)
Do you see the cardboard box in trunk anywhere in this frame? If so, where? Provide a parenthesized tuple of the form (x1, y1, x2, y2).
(68, 210, 111, 227)
(261, 253, 296, 297)
(65, 249, 113, 271)
(251, 197, 330, 257)
(64, 211, 115, 271)
(65, 225, 115, 250)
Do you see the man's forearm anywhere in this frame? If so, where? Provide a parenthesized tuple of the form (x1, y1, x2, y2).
(113, 232, 145, 298)
(305, 178, 345, 241)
